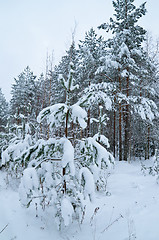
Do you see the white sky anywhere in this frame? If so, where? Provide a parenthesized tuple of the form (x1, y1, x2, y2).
(0, 0, 159, 101)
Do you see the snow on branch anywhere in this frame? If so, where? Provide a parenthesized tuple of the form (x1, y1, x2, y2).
(79, 82, 115, 110)
(37, 103, 87, 130)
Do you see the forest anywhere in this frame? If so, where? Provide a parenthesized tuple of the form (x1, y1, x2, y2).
(0, 0, 159, 239)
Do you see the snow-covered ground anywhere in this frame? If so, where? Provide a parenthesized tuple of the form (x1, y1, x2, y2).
(1, 160, 159, 240)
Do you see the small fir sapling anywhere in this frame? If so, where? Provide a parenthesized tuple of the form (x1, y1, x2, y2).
(19, 61, 92, 229)
(91, 105, 109, 145)
(18, 60, 115, 228)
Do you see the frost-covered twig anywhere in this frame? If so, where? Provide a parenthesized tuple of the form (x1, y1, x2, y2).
(101, 214, 123, 233)
(26, 195, 46, 208)
(90, 207, 100, 226)
(80, 205, 86, 224)
(55, 182, 63, 191)
(108, 206, 115, 226)
(0, 223, 9, 234)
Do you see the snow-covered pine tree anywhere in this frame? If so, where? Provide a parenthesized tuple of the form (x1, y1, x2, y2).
(10, 66, 36, 125)
(52, 40, 79, 105)
(0, 88, 8, 164)
(77, 28, 106, 136)
(18, 61, 88, 229)
(78, 28, 105, 89)
(1, 116, 35, 185)
(98, 0, 158, 161)
(34, 73, 45, 119)
(0, 88, 8, 132)
(142, 33, 159, 158)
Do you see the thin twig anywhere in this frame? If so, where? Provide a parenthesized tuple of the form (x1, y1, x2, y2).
(81, 205, 86, 224)
(90, 207, 100, 226)
(0, 223, 9, 234)
(101, 214, 123, 233)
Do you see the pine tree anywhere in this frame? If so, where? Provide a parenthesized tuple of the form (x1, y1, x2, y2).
(77, 28, 106, 136)
(53, 41, 79, 105)
(0, 88, 8, 163)
(78, 28, 105, 88)
(98, 0, 158, 161)
(10, 66, 36, 124)
(0, 88, 8, 132)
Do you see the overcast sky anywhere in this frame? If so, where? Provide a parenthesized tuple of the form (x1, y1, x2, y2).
(0, 0, 159, 101)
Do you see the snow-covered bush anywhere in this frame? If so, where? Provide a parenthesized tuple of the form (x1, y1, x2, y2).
(79, 136, 114, 192)
(1, 121, 35, 184)
(141, 149, 159, 178)
(79, 167, 95, 201)
(78, 104, 114, 192)
(18, 134, 96, 229)
(19, 167, 39, 206)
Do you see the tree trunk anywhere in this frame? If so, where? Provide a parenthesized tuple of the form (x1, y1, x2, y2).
(145, 125, 150, 160)
(118, 70, 122, 161)
(147, 125, 150, 160)
(119, 103, 122, 161)
(123, 104, 130, 161)
(98, 105, 103, 142)
(87, 81, 91, 137)
(123, 73, 130, 161)
(113, 97, 116, 158)
(87, 108, 90, 137)
(63, 109, 69, 193)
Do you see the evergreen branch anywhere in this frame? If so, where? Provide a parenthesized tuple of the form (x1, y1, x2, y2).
(99, 73, 114, 83)
(74, 155, 87, 162)
(35, 154, 87, 169)
(35, 158, 62, 169)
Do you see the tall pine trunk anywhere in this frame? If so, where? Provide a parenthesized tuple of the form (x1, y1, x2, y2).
(123, 104, 130, 161)
(119, 104, 122, 161)
(113, 97, 116, 158)
(118, 69, 122, 161)
(123, 72, 130, 161)
(63, 109, 69, 193)
(87, 81, 91, 137)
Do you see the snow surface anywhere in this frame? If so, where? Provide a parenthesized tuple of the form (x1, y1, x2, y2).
(1, 160, 159, 239)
